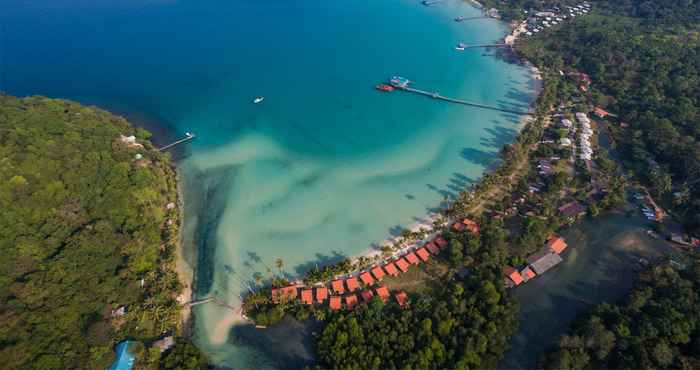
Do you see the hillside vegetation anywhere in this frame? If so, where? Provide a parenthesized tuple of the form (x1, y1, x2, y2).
(0, 95, 196, 369)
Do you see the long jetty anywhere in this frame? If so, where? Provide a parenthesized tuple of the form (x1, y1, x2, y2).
(422, 0, 444, 5)
(158, 133, 196, 151)
(463, 43, 508, 49)
(185, 296, 237, 311)
(396, 85, 531, 116)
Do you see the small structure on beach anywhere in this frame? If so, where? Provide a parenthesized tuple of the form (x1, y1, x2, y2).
(383, 262, 399, 276)
(300, 289, 313, 305)
(329, 296, 341, 310)
(394, 291, 409, 308)
(315, 287, 328, 303)
(345, 277, 359, 292)
(331, 280, 345, 295)
(375, 285, 390, 302)
(395, 258, 410, 273)
(359, 271, 375, 286)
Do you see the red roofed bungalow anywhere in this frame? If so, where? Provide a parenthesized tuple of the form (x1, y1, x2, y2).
(375, 285, 390, 302)
(503, 266, 524, 285)
(594, 107, 614, 118)
(415, 247, 430, 262)
(546, 235, 568, 254)
(300, 289, 313, 305)
(434, 236, 448, 248)
(520, 267, 536, 282)
(394, 291, 409, 308)
(271, 285, 298, 303)
(424, 242, 440, 255)
(395, 258, 410, 273)
(346, 277, 359, 292)
(315, 287, 328, 303)
(331, 280, 345, 295)
(361, 290, 374, 302)
(329, 296, 341, 310)
(452, 221, 465, 232)
(345, 294, 358, 310)
(383, 262, 399, 276)
(405, 252, 419, 265)
(359, 271, 375, 286)
(371, 266, 385, 280)
(461, 218, 480, 235)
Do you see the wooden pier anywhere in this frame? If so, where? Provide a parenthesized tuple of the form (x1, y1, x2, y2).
(462, 43, 508, 49)
(185, 296, 237, 311)
(397, 85, 531, 116)
(158, 132, 196, 151)
(456, 16, 489, 22)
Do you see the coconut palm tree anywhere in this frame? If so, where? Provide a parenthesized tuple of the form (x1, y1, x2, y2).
(275, 258, 284, 274)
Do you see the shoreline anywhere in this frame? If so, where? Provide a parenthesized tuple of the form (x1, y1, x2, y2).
(174, 169, 195, 336)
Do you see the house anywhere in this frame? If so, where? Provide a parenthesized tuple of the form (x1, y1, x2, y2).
(405, 252, 420, 265)
(394, 291, 409, 308)
(300, 289, 313, 305)
(594, 107, 614, 118)
(520, 267, 536, 282)
(315, 287, 328, 303)
(559, 201, 586, 221)
(395, 258, 410, 273)
(415, 247, 430, 262)
(546, 235, 568, 254)
(434, 236, 448, 248)
(382, 262, 399, 276)
(527, 249, 563, 275)
(561, 119, 573, 128)
(111, 306, 126, 318)
(153, 336, 175, 353)
(359, 271, 375, 285)
(271, 285, 299, 303)
(424, 242, 440, 255)
(345, 294, 358, 310)
(329, 296, 342, 310)
(345, 277, 359, 292)
(361, 290, 374, 302)
(503, 266, 524, 286)
(371, 266, 385, 280)
(461, 219, 480, 235)
(375, 285, 390, 302)
(331, 280, 345, 295)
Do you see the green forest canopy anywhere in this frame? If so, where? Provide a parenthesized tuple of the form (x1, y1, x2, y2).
(0, 95, 188, 369)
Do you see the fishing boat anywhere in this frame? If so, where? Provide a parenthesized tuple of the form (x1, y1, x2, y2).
(389, 76, 411, 88)
(455, 43, 467, 51)
(253, 96, 264, 104)
(375, 84, 394, 92)
(455, 16, 465, 22)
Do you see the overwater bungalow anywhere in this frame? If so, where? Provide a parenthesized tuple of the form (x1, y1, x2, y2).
(382, 262, 399, 276)
(346, 277, 359, 292)
(405, 252, 420, 265)
(394, 291, 409, 308)
(345, 294, 358, 309)
(434, 236, 448, 248)
(424, 241, 440, 255)
(359, 271, 375, 285)
(361, 290, 374, 302)
(315, 287, 328, 303)
(415, 247, 430, 262)
(371, 266, 385, 280)
(375, 285, 390, 302)
(546, 235, 568, 254)
(329, 296, 341, 310)
(395, 258, 410, 273)
(331, 280, 345, 295)
(300, 289, 313, 305)
(503, 266, 524, 286)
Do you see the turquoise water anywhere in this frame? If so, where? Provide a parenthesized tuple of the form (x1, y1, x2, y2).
(1, 0, 535, 368)
(108, 341, 135, 370)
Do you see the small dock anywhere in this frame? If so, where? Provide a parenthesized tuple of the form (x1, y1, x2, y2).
(422, 0, 444, 5)
(456, 16, 489, 22)
(158, 132, 196, 151)
(462, 43, 508, 49)
(392, 83, 532, 115)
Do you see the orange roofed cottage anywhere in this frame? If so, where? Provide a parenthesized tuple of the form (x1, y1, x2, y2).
(300, 289, 313, 305)
(424, 242, 440, 255)
(394, 291, 409, 307)
(461, 218, 480, 235)
(331, 280, 345, 295)
(503, 266, 523, 286)
(361, 290, 374, 302)
(382, 262, 399, 276)
(395, 258, 410, 273)
(345, 294, 358, 309)
(405, 252, 419, 265)
(371, 266, 385, 280)
(415, 247, 430, 262)
(434, 236, 448, 248)
(520, 267, 536, 282)
(375, 285, 390, 302)
(345, 277, 359, 292)
(546, 235, 567, 254)
(359, 271, 375, 286)
(329, 296, 341, 310)
(315, 287, 328, 303)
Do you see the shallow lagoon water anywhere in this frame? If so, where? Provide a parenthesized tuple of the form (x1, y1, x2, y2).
(1, 0, 535, 368)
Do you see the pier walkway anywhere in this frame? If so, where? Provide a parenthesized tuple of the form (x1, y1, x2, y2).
(463, 43, 508, 49)
(422, 0, 444, 5)
(158, 133, 196, 151)
(185, 296, 237, 311)
(396, 85, 531, 116)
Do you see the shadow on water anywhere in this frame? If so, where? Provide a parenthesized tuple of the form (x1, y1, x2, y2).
(481, 126, 518, 149)
(191, 165, 238, 296)
(460, 147, 498, 168)
(293, 251, 349, 276)
(498, 210, 675, 370)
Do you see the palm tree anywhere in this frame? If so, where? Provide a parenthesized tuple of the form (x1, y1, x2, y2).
(275, 258, 284, 274)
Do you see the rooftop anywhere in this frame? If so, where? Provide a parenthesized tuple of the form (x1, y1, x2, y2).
(503, 266, 523, 285)
(546, 235, 568, 254)
(371, 266, 385, 280)
(361, 290, 374, 302)
(329, 296, 341, 310)
(383, 262, 399, 276)
(405, 252, 420, 265)
(395, 258, 410, 273)
(359, 271, 375, 285)
(527, 250, 563, 275)
(300, 289, 313, 305)
(345, 294, 358, 310)
(346, 277, 359, 292)
(434, 236, 448, 248)
(315, 287, 328, 303)
(394, 291, 409, 307)
(415, 247, 430, 262)
(375, 285, 390, 302)
(331, 280, 345, 294)
(424, 242, 440, 254)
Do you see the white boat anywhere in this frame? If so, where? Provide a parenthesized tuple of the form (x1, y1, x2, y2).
(253, 96, 264, 104)
(455, 43, 467, 51)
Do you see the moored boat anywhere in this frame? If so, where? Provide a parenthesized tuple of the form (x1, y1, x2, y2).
(455, 43, 467, 51)
(253, 96, 264, 104)
(376, 84, 394, 92)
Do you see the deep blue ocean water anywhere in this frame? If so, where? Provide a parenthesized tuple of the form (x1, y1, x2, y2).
(1, 0, 535, 368)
